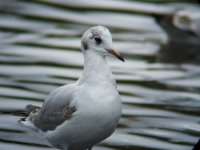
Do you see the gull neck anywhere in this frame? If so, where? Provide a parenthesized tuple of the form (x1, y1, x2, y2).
(77, 50, 116, 86)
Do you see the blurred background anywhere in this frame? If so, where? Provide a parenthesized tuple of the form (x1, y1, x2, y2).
(0, 0, 200, 150)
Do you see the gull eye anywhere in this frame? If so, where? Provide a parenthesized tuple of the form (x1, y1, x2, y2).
(94, 36, 102, 45)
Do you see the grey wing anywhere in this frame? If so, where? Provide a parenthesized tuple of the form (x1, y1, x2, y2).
(25, 105, 41, 114)
(32, 84, 77, 132)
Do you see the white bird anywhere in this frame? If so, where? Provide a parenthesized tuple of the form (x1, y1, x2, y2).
(20, 26, 124, 150)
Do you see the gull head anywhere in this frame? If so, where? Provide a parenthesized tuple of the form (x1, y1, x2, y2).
(81, 26, 124, 62)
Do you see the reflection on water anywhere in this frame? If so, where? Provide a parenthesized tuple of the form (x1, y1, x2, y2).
(0, 0, 200, 150)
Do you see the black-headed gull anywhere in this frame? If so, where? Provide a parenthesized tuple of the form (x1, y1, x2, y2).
(20, 26, 124, 150)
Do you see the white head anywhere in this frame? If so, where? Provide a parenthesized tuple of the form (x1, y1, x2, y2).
(81, 26, 124, 62)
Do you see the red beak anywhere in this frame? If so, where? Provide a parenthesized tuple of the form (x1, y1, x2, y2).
(106, 49, 125, 62)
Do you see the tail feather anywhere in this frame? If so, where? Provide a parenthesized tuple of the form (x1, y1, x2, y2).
(19, 104, 41, 131)
(11, 112, 28, 117)
(0, 111, 28, 122)
(0, 104, 40, 120)
(0, 111, 28, 117)
(25, 104, 41, 114)
(0, 104, 41, 131)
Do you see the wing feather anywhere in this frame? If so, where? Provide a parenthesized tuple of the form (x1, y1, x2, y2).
(32, 84, 77, 132)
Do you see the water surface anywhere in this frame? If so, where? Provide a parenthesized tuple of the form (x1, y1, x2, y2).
(0, 0, 200, 150)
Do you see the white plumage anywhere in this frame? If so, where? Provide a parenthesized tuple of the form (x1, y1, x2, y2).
(20, 26, 124, 150)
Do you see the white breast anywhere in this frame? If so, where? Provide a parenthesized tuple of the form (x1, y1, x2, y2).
(45, 82, 121, 150)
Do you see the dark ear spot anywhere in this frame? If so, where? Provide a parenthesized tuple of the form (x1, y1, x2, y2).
(82, 40, 88, 50)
